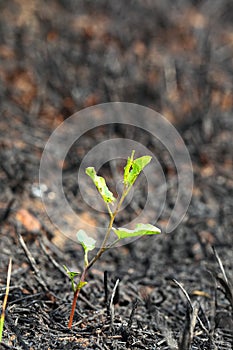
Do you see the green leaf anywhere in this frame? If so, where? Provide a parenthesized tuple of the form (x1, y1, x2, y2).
(63, 265, 80, 278)
(86, 167, 116, 203)
(134, 156, 152, 171)
(77, 230, 96, 252)
(63, 265, 80, 292)
(77, 281, 87, 289)
(124, 153, 152, 186)
(112, 223, 161, 239)
(124, 150, 135, 185)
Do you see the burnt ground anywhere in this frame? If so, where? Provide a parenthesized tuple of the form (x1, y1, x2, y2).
(0, 1, 233, 349)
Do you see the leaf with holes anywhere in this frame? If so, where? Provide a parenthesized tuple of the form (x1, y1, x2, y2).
(86, 167, 116, 203)
(124, 153, 152, 187)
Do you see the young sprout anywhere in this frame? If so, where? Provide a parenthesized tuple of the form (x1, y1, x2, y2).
(64, 151, 161, 328)
(0, 258, 12, 343)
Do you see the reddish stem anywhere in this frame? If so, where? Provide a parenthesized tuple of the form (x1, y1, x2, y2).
(68, 270, 86, 329)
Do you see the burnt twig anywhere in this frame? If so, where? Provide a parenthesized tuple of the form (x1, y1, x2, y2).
(16, 227, 49, 293)
(213, 247, 233, 309)
(173, 279, 217, 350)
(0, 199, 15, 223)
(104, 271, 110, 316)
(179, 301, 199, 350)
(127, 298, 138, 329)
(110, 279, 120, 332)
(39, 237, 66, 276)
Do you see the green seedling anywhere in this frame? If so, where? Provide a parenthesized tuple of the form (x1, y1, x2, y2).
(65, 151, 161, 329)
(0, 258, 12, 343)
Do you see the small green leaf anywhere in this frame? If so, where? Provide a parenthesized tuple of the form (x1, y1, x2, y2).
(77, 230, 96, 252)
(86, 167, 116, 203)
(134, 156, 152, 171)
(63, 265, 80, 279)
(77, 281, 87, 289)
(112, 223, 161, 239)
(124, 153, 152, 186)
(126, 162, 140, 186)
(63, 265, 80, 292)
(124, 150, 135, 185)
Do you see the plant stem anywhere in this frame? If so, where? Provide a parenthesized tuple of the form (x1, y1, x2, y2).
(87, 213, 115, 270)
(68, 184, 131, 328)
(87, 185, 128, 270)
(106, 203, 113, 218)
(68, 269, 87, 329)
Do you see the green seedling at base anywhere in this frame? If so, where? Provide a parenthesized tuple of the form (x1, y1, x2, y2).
(64, 151, 161, 329)
(0, 258, 12, 343)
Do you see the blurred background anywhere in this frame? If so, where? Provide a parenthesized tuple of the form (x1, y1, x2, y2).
(1, 0, 232, 123)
